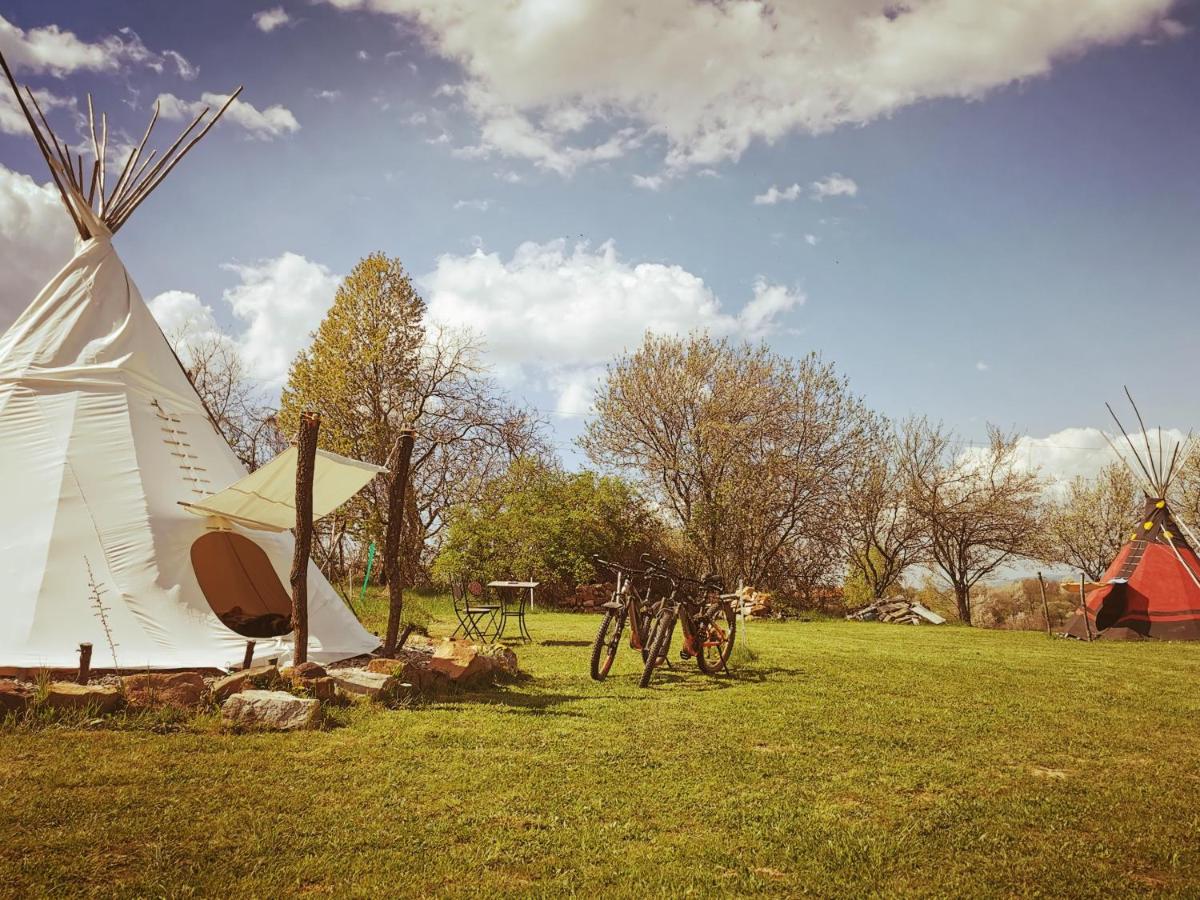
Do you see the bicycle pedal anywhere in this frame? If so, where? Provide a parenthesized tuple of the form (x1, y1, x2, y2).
(679, 649, 692, 660)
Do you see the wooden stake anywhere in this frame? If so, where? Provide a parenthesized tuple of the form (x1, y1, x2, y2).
(77, 642, 93, 684)
(242, 640, 256, 671)
(383, 426, 417, 656)
(290, 411, 320, 665)
(1036, 572, 1052, 638)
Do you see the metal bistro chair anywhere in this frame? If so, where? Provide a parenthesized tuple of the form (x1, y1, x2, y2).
(451, 580, 500, 642)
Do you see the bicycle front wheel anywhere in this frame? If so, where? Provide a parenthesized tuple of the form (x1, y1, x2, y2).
(639, 609, 675, 688)
(589, 610, 625, 681)
(696, 602, 737, 675)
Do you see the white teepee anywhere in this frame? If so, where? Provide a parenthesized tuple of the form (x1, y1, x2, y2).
(0, 54, 378, 671)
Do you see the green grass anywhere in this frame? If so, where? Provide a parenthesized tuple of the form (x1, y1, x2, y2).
(2, 599, 1200, 897)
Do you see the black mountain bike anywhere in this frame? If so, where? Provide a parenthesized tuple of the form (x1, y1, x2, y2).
(638, 560, 738, 688)
(589, 557, 659, 680)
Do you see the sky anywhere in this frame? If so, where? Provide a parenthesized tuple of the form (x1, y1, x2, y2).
(0, 0, 1197, 479)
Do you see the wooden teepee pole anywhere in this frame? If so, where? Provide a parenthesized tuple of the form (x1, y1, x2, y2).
(0, 49, 87, 238)
(1124, 387, 1162, 493)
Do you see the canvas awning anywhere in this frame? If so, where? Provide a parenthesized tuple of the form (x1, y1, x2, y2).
(181, 447, 385, 532)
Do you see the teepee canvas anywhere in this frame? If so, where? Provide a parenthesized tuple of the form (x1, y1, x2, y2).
(0, 54, 379, 671)
(1062, 393, 1200, 641)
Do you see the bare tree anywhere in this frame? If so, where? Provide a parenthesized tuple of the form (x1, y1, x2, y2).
(168, 328, 281, 471)
(1039, 462, 1142, 580)
(1171, 446, 1200, 537)
(901, 419, 1042, 624)
(842, 424, 927, 599)
(582, 333, 876, 590)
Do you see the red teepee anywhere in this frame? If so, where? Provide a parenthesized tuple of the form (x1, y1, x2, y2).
(1063, 498, 1200, 641)
(1062, 391, 1200, 641)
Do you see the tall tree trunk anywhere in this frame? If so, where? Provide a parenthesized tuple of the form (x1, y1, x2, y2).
(383, 426, 417, 656)
(290, 411, 320, 664)
(954, 583, 972, 625)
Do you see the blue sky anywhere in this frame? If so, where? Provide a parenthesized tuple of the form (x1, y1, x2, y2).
(1, 0, 1197, 473)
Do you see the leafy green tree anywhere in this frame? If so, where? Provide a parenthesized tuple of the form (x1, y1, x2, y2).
(433, 459, 660, 602)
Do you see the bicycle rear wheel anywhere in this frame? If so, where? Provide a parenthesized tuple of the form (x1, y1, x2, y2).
(589, 610, 625, 681)
(639, 609, 675, 688)
(696, 602, 737, 675)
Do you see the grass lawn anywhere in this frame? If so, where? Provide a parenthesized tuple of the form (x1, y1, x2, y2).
(3, 595, 1200, 897)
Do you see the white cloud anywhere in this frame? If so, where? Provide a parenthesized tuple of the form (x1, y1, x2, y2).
(149, 254, 340, 390)
(220, 253, 340, 387)
(632, 174, 664, 191)
(422, 238, 802, 411)
(453, 198, 490, 211)
(145, 289, 232, 366)
(0, 14, 194, 78)
(253, 7, 292, 33)
(976, 360, 989, 371)
(804, 233, 819, 246)
(811, 173, 858, 200)
(156, 91, 300, 141)
(0, 86, 74, 136)
(0, 164, 76, 328)
(316, 0, 1179, 173)
(314, 89, 342, 102)
(967, 427, 1191, 499)
(754, 183, 802, 205)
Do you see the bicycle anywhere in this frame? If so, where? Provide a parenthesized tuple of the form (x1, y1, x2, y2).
(588, 556, 660, 681)
(638, 560, 738, 688)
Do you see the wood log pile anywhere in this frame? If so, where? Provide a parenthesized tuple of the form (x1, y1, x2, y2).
(847, 597, 946, 625)
(561, 582, 612, 612)
(735, 586, 773, 618)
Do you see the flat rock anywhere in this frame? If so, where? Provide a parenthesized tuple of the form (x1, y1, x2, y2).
(44, 682, 122, 714)
(121, 672, 209, 709)
(327, 668, 395, 699)
(365, 657, 407, 676)
(211, 665, 281, 702)
(221, 690, 321, 731)
(0, 679, 33, 714)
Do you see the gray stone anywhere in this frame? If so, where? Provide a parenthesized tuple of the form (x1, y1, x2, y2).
(221, 690, 321, 730)
(327, 668, 395, 699)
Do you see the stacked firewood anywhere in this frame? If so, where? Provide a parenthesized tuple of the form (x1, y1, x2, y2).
(735, 586, 773, 618)
(847, 597, 946, 625)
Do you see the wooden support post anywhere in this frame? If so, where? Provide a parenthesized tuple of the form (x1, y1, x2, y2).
(242, 640, 256, 671)
(383, 426, 417, 656)
(1036, 572, 1052, 638)
(77, 642, 93, 684)
(290, 411, 320, 665)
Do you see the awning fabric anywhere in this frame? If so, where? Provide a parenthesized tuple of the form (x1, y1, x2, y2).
(182, 447, 385, 532)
